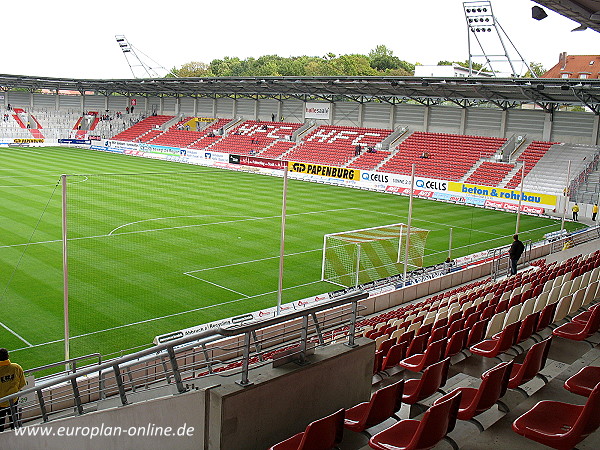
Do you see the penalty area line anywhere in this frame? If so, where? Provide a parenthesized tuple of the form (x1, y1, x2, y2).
(9, 279, 326, 354)
(0, 320, 33, 347)
(185, 274, 250, 298)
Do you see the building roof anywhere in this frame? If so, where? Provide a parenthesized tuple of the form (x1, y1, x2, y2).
(543, 54, 600, 78)
(1, 74, 600, 113)
(533, 0, 600, 33)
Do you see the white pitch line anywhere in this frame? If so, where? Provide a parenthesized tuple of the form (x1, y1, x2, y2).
(185, 247, 321, 274)
(1, 208, 361, 250)
(0, 320, 33, 347)
(108, 207, 360, 236)
(186, 274, 250, 297)
(9, 279, 326, 353)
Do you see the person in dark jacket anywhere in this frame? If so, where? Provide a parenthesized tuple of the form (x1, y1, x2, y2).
(508, 234, 525, 276)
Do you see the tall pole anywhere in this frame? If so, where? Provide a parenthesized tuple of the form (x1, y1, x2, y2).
(403, 164, 415, 287)
(561, 161, 572, 231)
(448, 227, 453, 260)
(396, 224, 404, 264)
(61, 175, 70, 367)
(276, 165, 289, 315)
(355, 245, 361, 287)
(515, 162, 525, 234)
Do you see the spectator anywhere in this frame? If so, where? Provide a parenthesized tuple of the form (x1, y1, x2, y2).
(592, 203, 598, 222)
(271, 113, 275, 122)
(508, 234, 525, 276)
(0, 348, 26, 432)
(572, 203, 579, 221)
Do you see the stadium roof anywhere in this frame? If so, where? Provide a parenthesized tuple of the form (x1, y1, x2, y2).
(1, 73, 600, 113)
(533, 0, 600, 33)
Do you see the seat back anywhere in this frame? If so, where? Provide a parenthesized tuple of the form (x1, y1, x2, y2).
(495, 321, 521, 353)
(378, 337, 396, 354)
(533, 291, 549, 313)
(362, 379, 405, 429)
(583, 281, 599, 306)
(299, 408, 345, 450)
(553, 294, 573, 323)
(547, 284, 562, 305)
(569, 383, 600, 445)
(409, 390, 462, 449)
(467, 319, 489, 347)
(581, 304, 600, 336)
(406, 333, 428, 357)
(503, 304, 522, 328)
(516, 312, 539, 344)
(428, 326, 448, 344)
(381, 342, 408, 371)
(536, 302, 557, 332)
(445, 328, 468, 358)
(469, 361, 514, 417)
(416, 357, 451, 400)
(485, 312, 506, 338)
(509, 337, 552, 388)
(518, 297, 536, 321)
(421, 338, 447, 367)
(569, 288, 586, 315)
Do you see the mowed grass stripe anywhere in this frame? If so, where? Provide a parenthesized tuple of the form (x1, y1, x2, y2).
(0, 146, 583, 371)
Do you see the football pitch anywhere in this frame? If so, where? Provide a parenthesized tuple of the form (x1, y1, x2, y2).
(0, 146, 582, 370)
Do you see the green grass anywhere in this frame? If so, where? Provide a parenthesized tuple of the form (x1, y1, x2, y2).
(0, 146, 584, 370)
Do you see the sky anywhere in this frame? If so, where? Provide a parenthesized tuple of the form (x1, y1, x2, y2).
(2, 0, 600, 79)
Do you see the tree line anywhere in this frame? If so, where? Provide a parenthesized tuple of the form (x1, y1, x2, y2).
(169, 44, 545, 78)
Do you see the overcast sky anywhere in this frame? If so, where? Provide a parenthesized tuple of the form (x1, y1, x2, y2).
(2, 0, 599, 79)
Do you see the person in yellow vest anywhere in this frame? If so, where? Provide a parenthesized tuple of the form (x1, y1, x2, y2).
(593, 203, 598, 222)
(572, 203, 579, 221)
(0, 348, 26, 432)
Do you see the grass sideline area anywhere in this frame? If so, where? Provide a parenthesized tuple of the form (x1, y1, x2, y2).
(0, 146, 582, 371)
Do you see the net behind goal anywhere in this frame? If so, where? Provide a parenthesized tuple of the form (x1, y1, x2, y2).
(321, 223, 430, 287)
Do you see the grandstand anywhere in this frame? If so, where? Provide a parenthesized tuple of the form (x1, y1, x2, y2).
(2, 35, 600, 450)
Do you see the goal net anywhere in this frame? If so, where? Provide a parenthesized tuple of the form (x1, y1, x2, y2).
(321, 223, 430, 287)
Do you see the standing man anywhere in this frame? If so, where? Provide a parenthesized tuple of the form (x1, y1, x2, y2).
(572, 203, 579, 221)
(0, 348, 26, 432)
(592, 203, 598, 222)
(509, 234, 525, 276)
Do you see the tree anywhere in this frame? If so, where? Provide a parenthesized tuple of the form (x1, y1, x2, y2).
(368, 45, 402, 71)
(170, 61, 212, 77)
(524, 62, 546, 78)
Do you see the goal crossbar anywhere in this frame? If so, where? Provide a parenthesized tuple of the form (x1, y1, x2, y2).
(321, 223, 430, 288)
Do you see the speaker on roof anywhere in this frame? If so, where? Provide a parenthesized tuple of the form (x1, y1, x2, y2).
(532, 6, 548, 21)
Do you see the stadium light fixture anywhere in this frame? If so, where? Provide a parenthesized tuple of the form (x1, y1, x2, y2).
(463, 1, 536, 77)
(532, 6, 548, 21)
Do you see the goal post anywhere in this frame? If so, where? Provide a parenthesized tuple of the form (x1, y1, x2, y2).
(321, 223, 430, 288)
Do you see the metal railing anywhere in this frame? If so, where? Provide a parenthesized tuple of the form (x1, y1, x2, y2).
(490, 239, 532, 280)
(0, 291, 367, 429)
(548, 225, 600, 254)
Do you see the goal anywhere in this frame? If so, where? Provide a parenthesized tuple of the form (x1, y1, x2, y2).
(321, 223, 430, 287)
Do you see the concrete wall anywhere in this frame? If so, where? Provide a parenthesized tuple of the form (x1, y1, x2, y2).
(0, 340, 373, 450)
(207, 339, 374, 449)
(0, 388, 207, 450)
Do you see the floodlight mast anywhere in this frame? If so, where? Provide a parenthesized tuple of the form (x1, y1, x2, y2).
(115, 35, 177, 78)
(463, 1, 536, 77)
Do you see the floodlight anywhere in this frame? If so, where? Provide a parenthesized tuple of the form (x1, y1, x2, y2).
(532, 6, 547, 21)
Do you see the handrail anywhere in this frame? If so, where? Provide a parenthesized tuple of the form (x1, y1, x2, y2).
(0, 290, 367, 416)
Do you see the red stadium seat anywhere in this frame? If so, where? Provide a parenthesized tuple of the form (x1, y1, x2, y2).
(434, 361, 513, 431)
(368, 390, 462, 450)
(344, 379, 404, 433)
(512, 383, 600, 450)
(564, 366, 600, 397)
(508, 337, 552, 393)
(268, 408, 345, 450)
